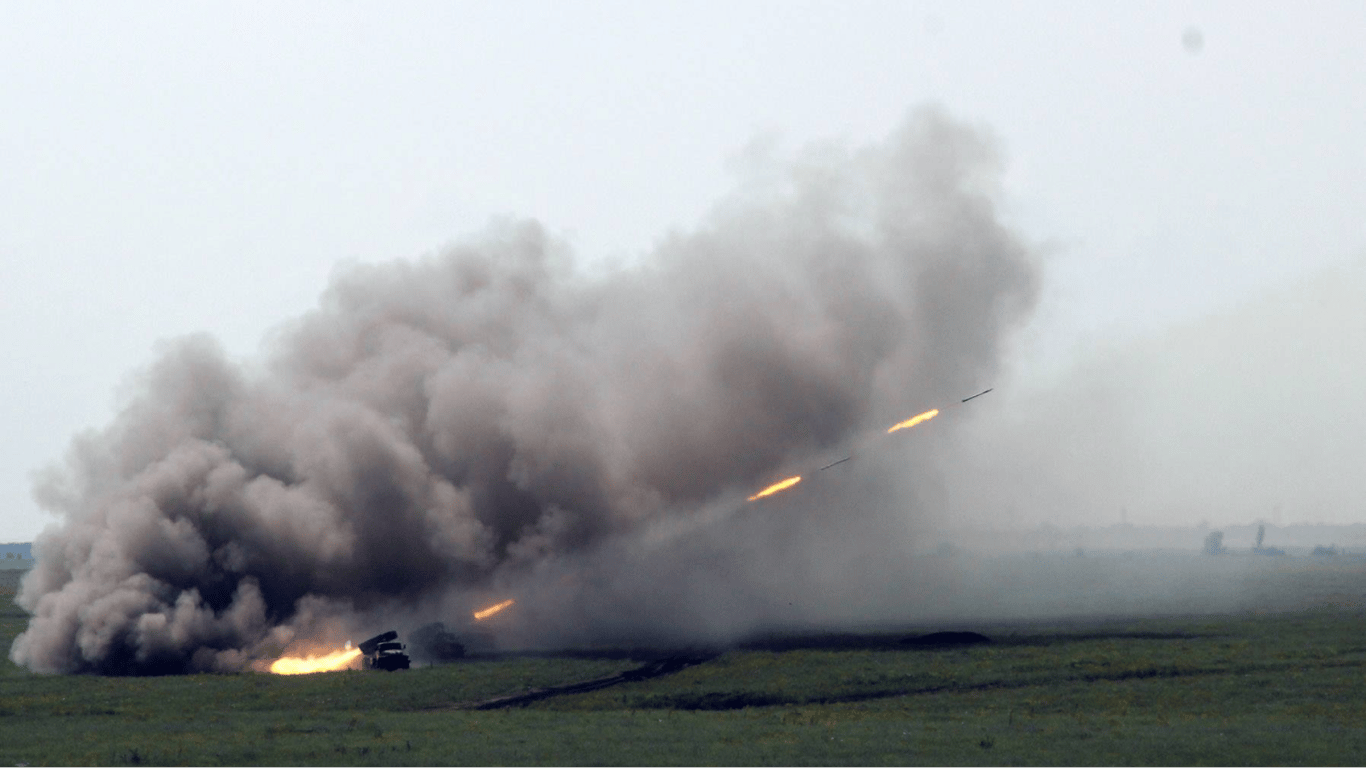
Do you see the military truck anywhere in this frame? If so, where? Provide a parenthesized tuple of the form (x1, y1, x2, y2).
(357, 630, 410, 671)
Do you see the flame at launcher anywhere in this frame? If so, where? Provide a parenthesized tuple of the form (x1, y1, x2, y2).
(269, 646, 362, 675)
(747, 475, 802, 501)
(887, 408, 939, 434)
(473, 599, 515, 621)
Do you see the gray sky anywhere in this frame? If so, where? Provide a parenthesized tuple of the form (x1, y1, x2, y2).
(4, 1, 1364, 541)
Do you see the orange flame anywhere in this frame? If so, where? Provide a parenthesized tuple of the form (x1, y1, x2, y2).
(747, 475, 802, 501)
(473, 598, 515, 621)
(887, 408, 939, 434)
(269, 646, 362, 675)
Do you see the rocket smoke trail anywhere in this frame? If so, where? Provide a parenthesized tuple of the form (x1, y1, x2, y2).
(13, 107, 1039, 674)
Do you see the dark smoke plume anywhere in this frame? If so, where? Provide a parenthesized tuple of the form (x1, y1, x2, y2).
(13, 107, 1038, 674)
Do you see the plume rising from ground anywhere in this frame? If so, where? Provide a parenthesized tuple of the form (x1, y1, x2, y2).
(13, 107, 1039, 674)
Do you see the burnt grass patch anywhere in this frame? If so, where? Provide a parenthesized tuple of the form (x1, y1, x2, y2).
(732, 618, 1207, 654)
(901, 630, 992, 647)
(622, 662, 1229, 712)
(470, 654, 718, 709)
(496, 621, 1231, 712)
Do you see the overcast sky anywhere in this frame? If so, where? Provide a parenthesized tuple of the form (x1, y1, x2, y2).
(4, 2, 1364, 541)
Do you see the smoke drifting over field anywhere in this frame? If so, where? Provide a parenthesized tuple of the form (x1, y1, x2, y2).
(13, 108, 1039, 674)
(929, 254, 1366, 533)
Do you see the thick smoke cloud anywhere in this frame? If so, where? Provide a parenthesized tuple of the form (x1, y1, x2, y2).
(13, 107, 1039, 674)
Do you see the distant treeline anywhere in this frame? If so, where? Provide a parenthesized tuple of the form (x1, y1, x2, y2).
(0, 542, 33, 560)
(945, 522, 1366, 554)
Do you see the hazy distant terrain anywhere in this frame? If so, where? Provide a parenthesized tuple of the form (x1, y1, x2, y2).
(937, 521, 1366, 555)
(0, 543, 31, 570)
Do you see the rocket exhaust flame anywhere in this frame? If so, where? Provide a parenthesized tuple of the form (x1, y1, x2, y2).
(887, 408, 939, 434)
(747, 389, 986, 500)
(474, 599, 516, 621)
(269, 647, 362, 675)
(747, 475, 802, 501)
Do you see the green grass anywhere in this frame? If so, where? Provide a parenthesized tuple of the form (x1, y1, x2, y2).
(4, 565, 1366, 765)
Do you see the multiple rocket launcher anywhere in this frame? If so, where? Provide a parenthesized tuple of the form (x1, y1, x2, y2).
(357, 630, 410, 671)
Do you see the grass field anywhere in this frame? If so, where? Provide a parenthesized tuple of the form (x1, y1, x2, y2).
(3, 561, 1366, 765)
